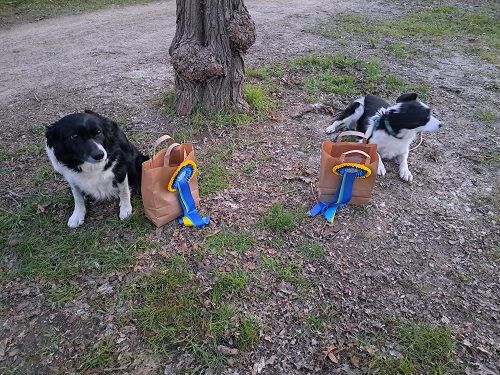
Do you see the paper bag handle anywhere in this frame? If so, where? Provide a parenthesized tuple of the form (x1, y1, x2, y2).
(151, 134, 175, 158)
(164, 143, 187, 166)
(339, 150, 371, 165)
(336, 131, 368, 144)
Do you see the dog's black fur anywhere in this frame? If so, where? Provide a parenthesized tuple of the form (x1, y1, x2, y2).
(45, 110, 147, 227)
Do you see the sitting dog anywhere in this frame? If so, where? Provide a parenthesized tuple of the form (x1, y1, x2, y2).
(45, 110, 147, 228)
(325, 93, 441, 182)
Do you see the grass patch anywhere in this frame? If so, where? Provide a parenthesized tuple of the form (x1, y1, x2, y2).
(0, 194, 152, 283)
(246, 65, 283, 81)
(162, 88, 176, 115)
(243, 161, 256, 173)
(198, 142, 234, 196)
(47, 283, 81, 304)
(236, 315, 259, 349)
(307, 314, 328, 333)
(207, 304, 236, 339)
(384, 42, 416, 59)
(261, 255, 308, 286)
(260, 202, 297, 234)
(33, 164, 56, 184)
(243, 84, 272, 115)
(475, 108, 498, 122)
(300, 242, 325, 260)
(79, 339, 116, 372)
(202, 229, 256, 254)
(211, 270, 248, 302)
(247, 53, 429, 102)
(0, 0, 157, 24)
(314, 5, 500, 65)
(369, 320, 454, 375)
(132, 258, 256, 370)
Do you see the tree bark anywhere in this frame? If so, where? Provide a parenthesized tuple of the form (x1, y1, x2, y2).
(169, 0, 256, 116)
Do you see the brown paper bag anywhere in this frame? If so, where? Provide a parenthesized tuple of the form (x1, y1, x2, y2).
(141, 135, 200, 227)
(318, 131, 378, 205)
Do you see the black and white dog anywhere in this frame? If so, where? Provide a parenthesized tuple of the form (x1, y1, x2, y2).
(325, 93, 441, 182)
(46, 110, 147, 228)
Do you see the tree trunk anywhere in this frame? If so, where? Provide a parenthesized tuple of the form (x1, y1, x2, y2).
(169, 0, 256, 116)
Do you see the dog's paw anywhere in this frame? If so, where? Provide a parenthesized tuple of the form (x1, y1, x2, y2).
(68, 211, 85, 228)
(400, 167, 413, 183)
(325, 121, 342, 134)
(119, 205, 133, 220)
(377, 162, 386, 176)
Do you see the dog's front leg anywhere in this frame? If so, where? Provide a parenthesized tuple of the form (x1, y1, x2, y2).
(398, 151, 413, 182)
(68, 184, 86, 228)
(377, 153, 386, 176)
(117, 175, 133, 220)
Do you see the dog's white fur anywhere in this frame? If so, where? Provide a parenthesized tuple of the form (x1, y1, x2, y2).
(46, 144, 132, 228)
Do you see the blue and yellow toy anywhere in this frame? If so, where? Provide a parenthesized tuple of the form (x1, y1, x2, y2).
(310, 162, 371, 223)
(168, 160, 210, 228)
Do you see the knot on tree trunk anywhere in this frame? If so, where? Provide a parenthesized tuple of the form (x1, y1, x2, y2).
(228, 11, 256, 52)
(171, 44, 224, 82)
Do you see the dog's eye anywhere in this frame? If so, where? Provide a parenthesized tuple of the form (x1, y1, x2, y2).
(70, 134, 78, 140)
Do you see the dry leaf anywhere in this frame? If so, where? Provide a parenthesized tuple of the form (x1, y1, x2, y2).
(327, 352, 338, 364)
(350, 355, 360, 368)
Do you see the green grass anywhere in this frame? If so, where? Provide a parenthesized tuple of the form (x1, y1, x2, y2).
(306, 314, 328, 332)
(261, 255, 308, 286)
(243, 84, 272, 115)
(211, 270, 248, 302)
(236, 315, 260, 348)
(198, 142, 234, 196)
(132, 258, 255, 370)
(202, 229, 256, 254)
(0, 0, 157, 24)
(247, 53, 430, 103)
(384, 42, 416, 59)
(47, 283, 81, 303)
(33, 164, 56, 184)
(314, 5, 500, 65)
(79, 339, 116, 371)
(260, 202, 297, 233)
(243, 161, 256, 173)
(246, 65, 284, 81)
(290, 54, 420, 100)
(300, 242, 325, 260)
(475, 108, 498, 122)
(164, 83, 269, 136)
(0, 194, 152, 283)
(369, 321, 454, 375)
(207, 303, 236, 339)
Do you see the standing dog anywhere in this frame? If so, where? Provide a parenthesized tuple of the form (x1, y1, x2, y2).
(325, 93, 441, 182)
(46, 110, 147, 228)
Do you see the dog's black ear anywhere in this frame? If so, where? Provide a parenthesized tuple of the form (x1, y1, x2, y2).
(396, 93, 418, 103)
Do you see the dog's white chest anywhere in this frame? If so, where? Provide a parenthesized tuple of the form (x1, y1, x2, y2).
(69, 164, 118, 200)
(46, 146, 119, 200)
(370, 130, 414, 159)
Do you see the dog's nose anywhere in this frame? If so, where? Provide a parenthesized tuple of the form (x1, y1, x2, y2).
(92, 151, 105, 160)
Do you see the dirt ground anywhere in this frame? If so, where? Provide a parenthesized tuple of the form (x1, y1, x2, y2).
(0, 0, 499, 374)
